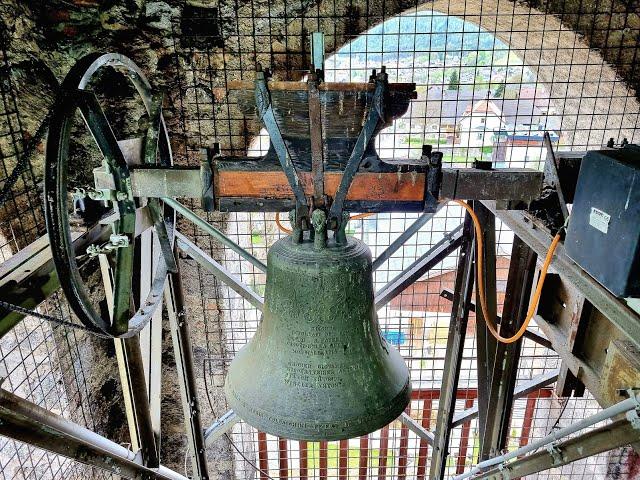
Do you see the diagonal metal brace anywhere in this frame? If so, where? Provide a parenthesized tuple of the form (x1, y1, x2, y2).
(255, 68, 309, 218)
(328, 67, 388, 231)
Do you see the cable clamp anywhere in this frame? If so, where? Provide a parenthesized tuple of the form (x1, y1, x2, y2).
(626, 409, 640, 430)
(86, 234, 130, 257)
(498, 463, 511, 480)
(546, 442, 564, 466)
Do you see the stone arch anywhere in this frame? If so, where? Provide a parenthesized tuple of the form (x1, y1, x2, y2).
(276, 0, 640, 150)
(220, 0, 639, 154)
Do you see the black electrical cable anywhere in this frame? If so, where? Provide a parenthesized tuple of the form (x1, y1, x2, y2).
(546, 397, 569, 435)
(0, 299, 111, 338)
(0, 62, 59, 207)
(0, 112, 52, 206)
(202, 357, 276, 480)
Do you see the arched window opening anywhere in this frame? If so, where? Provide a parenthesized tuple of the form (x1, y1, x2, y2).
(222, 8, 631, 480)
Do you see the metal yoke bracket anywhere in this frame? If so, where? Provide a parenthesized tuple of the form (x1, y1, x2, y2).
(327, 67, 389, 235)
(255, 66, 310, 229)
(498, 463, 512, 480)
(422, 145, 443, 212)
(624, 388, 640, 430)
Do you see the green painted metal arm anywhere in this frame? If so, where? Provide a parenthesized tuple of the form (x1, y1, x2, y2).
(0, 226, 111, 338)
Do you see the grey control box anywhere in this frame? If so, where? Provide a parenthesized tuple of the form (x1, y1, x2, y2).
(564, 145, 640, 298)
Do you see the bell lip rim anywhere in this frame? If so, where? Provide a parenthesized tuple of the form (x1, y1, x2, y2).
(223, 377, 412, 442)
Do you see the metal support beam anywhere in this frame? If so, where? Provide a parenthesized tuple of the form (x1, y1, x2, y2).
(328, 69, 387, 227)
(98, 165, 543, 212)
(175, 232, 263, 310)
(165, 252, 210, 480)
(429, 212, 475, 480)
(533, 312, 637, 409)
(118, 337, 161, 467)
(472, 202, 499, 461)
(456, 391, 640, 479)
(546, 276, 590, 398)
(480, 235, 537, 460)
(254, 69, 308, 209)
(0, 388, 187, 480)
(451, 369, 559, 428)
(482, 201, 640, 351)
(308, 74, 325, 206)
(0, 225, 110, 337)
(372, 207, 442, 271)
(375, 224, 464, 310)
(204, 410, 240, 447)
(163, 197, 267, 273)
(99, 255, 159, 467)
(310, 32, 325, 73)
(400, 412, 435, 445)
(139, 228, 163, 447)
(470, 420, 640, 479)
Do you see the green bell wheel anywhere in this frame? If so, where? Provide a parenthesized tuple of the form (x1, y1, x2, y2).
(45, 53, 174, 337)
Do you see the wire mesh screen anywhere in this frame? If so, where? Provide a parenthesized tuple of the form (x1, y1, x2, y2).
(0, 0, 639, 479)
(170, 2, 639, 478)
(0, 17, 118, 480)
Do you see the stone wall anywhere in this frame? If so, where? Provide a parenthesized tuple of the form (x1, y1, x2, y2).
(0, 0, 639, 478)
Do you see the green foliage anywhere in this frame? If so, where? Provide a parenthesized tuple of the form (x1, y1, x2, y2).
(443, 153, 472, 164)
(494, 83, 506, 98)
(447, 70, 459, 90)
(424, 136, 449, 145)
(304, 444, 388, 472)
(251, 231, 264, 245)
(402, 135, 425, 146)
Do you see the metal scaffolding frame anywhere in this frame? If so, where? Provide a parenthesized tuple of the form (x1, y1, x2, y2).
(2, 178, 640, 479)
(0, 15, 639, 478)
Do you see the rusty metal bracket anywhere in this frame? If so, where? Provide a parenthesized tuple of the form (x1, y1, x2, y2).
(543, 132, 569, 223)
(328, 67, 388, 231)
(422, 145, 443, 212)
(255, 67, 309, 222)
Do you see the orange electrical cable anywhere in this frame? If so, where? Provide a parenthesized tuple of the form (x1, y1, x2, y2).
(453, 199, 562, 344)
(274, 211, 374, 233)
(275, 212, 293, 234)
(273, 201, 559, 344)
(349, 212, 375, 220)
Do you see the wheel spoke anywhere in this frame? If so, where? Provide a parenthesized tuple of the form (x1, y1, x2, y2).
(111, 242, 135, 335)
(75, 90, 129, 171)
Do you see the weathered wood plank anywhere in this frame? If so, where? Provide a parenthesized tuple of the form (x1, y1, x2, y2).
(215, 170, 426, 201)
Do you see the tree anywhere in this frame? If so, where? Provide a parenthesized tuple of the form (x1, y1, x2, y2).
(447, 70, 459, 90)
(494, 83, 506, 98)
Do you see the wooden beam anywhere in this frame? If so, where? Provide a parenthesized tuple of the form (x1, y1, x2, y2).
(213, 167, 542, 208)
(215, 170, 425, 201)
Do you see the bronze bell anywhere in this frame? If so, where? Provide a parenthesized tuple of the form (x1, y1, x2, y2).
(224, 210, 411, 441)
